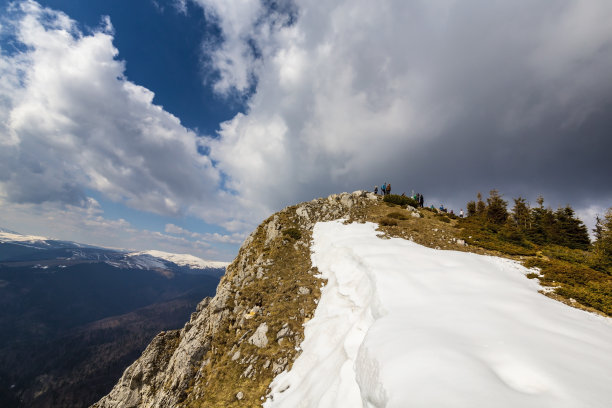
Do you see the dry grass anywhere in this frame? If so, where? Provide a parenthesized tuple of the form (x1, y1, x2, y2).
(182, 206, 322, 407)
(175, 194, 609, 407)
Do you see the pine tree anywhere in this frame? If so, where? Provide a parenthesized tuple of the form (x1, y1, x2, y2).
(510, 197, 530, 232)
(486, 190, 508, 225)
(552, 206, 590, 250)
(466, 201, 476, 217)
(593, 208, 612, 270)
(593, 215, 604, 242)
(528, 196, 555, 245)
(476, 192, 486, 215)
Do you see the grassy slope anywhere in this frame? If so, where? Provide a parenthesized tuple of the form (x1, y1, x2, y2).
(455, 215, 611, 316)
(143, 194, 609, 407)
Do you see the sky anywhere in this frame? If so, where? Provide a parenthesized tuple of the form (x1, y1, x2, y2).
(1, 0, 611, 261)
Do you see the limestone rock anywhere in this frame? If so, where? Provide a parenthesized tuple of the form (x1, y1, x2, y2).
(276, 323, 292, 342)
(248, 323, 269, 348)
(272, 357, 288, 375)
(265, 216, 281, 245)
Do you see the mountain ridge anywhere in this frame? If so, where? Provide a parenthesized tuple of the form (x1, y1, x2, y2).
(0, 229, 227, 275)
(93, 191, 467, 407)
(93, 191, 612, 407)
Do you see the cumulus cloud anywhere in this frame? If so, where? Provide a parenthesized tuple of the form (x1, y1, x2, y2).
(0, 200, 238, 260)
(165, 223, 246, 244)
(2, 0, 611, 252)
(0, 1, 232, 221)
(192, 0, 297, 94)
(198, 0, 612, 219)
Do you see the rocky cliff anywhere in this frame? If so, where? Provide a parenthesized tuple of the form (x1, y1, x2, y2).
(93, 191, 466, 407)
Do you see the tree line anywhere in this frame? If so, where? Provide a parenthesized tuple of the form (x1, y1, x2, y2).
(464, 190, 612, 272)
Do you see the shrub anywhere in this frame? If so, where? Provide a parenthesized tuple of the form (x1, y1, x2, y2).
(435, 214, 451, 223)
(383, 194, 419, 208)
(386, 212, 408, 220)
(283, 228, 302, 240)
(541, 245, 588, 265)
(555, 281, 612, 316)
(379, 218, 398, 227)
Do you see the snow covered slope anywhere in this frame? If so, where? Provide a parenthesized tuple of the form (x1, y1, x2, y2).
(266, 221, 612, 407)
(0, 230, 50, 243)
(128, 250, 229, 269)
(0, 228, 227, 272)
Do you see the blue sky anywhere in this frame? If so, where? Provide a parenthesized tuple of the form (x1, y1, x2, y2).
(22, 0, 241, 134)
(1, 0, 612, 261)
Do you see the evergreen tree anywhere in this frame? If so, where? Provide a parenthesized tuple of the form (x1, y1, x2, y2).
(466, 201, 476, 217)
(593, 215, 604, 242)
(552, 206, 590, 250)
(593, 208, 612, 270)
(476, 192, 486, 215)
(486, 190, 508, 225)
(528, 196, 555, 245)
(510, 197, 530, 232)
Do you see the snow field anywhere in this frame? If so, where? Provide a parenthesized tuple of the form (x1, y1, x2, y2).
(264, 221, 612, 408)
(127, 250, 229, 269)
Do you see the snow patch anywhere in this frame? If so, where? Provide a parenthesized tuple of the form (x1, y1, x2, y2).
(265, 221, 612, 408)
(0, 231, 49, 244)
(127, 250, 228, 269)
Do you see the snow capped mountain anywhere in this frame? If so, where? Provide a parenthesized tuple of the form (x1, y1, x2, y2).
(266, 221, 612, 407)
(0, 230, 50, 244)
(128, 250, 229, 269)
(0, 228, 227, 273)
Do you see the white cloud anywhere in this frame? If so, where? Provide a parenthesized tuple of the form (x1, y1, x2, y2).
(2, 0, 612, 254)
(0, 200, 238, 260)
(196, 0, 612, 215)
(165, 223, 246, 244)
(165, 223, 191, 236)
(191, 0, 297, 95)
(174, 0, 188, 14)
(0, 1, 264, 232)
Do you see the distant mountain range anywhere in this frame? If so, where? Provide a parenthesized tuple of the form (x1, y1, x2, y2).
(0, 228, 227, 408)
(0, 229, 228, 276)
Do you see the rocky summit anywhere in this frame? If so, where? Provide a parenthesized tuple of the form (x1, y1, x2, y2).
(95, 191, 606, 407)
(93, 191, 400, 407)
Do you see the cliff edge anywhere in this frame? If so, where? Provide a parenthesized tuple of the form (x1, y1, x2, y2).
(94, 191, 402, 407)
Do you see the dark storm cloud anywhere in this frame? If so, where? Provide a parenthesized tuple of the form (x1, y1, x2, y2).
(2, 0, 611, 239)
(202, 0, 612, 225)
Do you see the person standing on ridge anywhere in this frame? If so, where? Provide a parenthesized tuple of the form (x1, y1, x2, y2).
(386, 183, 391, 195)
(460, 209, 464, 218)
(382, 183, 387, 196)
(374, 186, 378, 195)
(419, 194, 424, 208)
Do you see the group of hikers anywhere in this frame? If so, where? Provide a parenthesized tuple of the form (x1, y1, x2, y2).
(413, 192, 425, 208)
(373, 184, 425, 208)
(374, 183, 392, 196)
(372, 184, 467, 217)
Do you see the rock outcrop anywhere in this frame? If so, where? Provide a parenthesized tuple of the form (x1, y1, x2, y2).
(93, 191, 380, 408)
